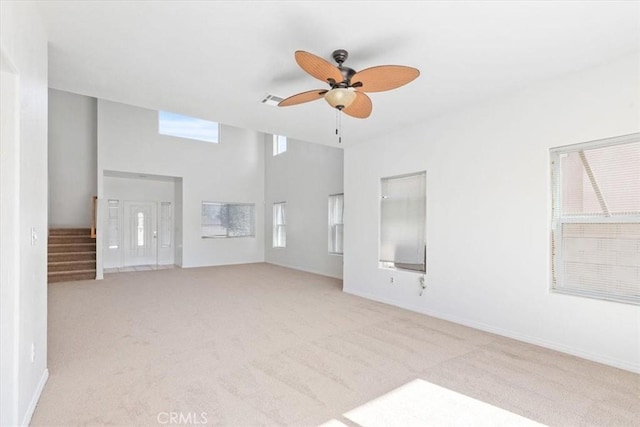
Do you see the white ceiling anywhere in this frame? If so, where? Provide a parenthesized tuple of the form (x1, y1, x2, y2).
(37, 1, 640, 146)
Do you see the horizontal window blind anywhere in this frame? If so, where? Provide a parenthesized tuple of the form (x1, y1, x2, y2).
(551, 134, 640, 305)
(273, 202, 286, 247)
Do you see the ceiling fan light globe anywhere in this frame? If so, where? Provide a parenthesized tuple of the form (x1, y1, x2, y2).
(324, 88, 357, 109)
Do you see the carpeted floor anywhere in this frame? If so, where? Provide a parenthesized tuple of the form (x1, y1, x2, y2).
(32, 263, 639, 426)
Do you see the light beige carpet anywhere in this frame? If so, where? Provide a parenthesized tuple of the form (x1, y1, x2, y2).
(32, 263, 639, 426)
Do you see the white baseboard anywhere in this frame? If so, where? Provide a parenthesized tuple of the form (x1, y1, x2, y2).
(344, 288, 640, 374)
(177, 260, 344, 280)
(265, 261, 343, 280)
(181, 259, 264, 269)
(21, 368, 48, 426)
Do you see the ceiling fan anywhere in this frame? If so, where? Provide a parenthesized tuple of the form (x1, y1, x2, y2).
(278, 49, 420, 119)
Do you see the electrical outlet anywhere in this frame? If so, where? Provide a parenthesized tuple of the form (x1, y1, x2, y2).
(390, 277, 395, 284)
(31, 343, 35, 363)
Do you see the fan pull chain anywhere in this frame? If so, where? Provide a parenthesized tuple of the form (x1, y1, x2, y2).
(335, 109, 342, 144)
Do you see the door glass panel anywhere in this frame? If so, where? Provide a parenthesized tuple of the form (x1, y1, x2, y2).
(107, 200, 119, 249)
(124, 201, 158, 267)
(137, 212, 145, 246)
(160, 202, 172, 248)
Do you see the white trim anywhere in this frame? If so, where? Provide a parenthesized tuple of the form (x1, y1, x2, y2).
(550, 132, 640, 153)
(344, 288, 640, 374)
(20, 369, 48, 426)
(266, 261, 343, 280)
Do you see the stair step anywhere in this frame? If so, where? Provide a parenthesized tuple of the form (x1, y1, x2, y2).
(48, 269, 96, 283)
(48, 251, 96, 262)
(49, 228, 92, 236)
(48, 260, 96, 272)
(48, 243, 96, 253)
(49, 235, 95, 244)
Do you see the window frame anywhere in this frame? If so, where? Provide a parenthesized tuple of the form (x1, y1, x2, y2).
(272, 201, 287, 248)
(158, 111, 220, 144)
(379, 171, 427, 274)
(201, 201, 255, 239)
(550, 132, 640, 305)
(107, 199, 120, 249)
(328, 193, 344, 255)
(273, 134, 287, 156)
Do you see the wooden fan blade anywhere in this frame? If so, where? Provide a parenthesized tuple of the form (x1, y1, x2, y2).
(342, 91, 372, 119)
(278, 89, 327, 107)
(295, 50, 344, 84)
(351, 65, 420, 93)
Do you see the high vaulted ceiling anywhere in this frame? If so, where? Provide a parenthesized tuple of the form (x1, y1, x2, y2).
(37, 1, 639, 146)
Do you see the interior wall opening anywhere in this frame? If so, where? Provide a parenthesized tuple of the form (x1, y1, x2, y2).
(101, 170, 182, 273)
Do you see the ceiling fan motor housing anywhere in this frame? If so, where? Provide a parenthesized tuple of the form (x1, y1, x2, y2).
(337, 67, 356, 87)
(332, 49, 349, 64)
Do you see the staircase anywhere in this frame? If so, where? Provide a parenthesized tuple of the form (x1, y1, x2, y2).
(48, 228, 96, 283)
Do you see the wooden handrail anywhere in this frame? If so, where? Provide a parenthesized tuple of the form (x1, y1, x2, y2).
(91, 196, 97, 238)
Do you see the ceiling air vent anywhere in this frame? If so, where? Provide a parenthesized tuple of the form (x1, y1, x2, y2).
(261, 94, 283, 106)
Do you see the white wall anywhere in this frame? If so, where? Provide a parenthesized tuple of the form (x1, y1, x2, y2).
(0, 2, 49, 425)
(102, 174, 177, 268)
(0, 61, 21, 427)
(344, 54, 640, 372)
(48, 89, 97, 227)
(97, 100, 265, 271)
(264, 137, 344, 278)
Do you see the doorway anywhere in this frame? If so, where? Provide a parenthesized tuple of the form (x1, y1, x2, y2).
(101, 171, 179, 272)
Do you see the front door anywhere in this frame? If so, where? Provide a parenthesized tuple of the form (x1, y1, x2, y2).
(123, 201, 157, 267)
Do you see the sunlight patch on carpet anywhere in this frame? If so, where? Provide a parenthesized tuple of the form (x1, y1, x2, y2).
(320, 379, 544, 427)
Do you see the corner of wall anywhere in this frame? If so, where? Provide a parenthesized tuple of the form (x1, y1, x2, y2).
(20, 369, 49, 426)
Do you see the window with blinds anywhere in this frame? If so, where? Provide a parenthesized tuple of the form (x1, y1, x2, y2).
(380, 172, 426, 272)
(550, 133, 640, 305)
(201, 202, 255, 238)
(273, 202, 286, 248)
(328, 194, 344, 255)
